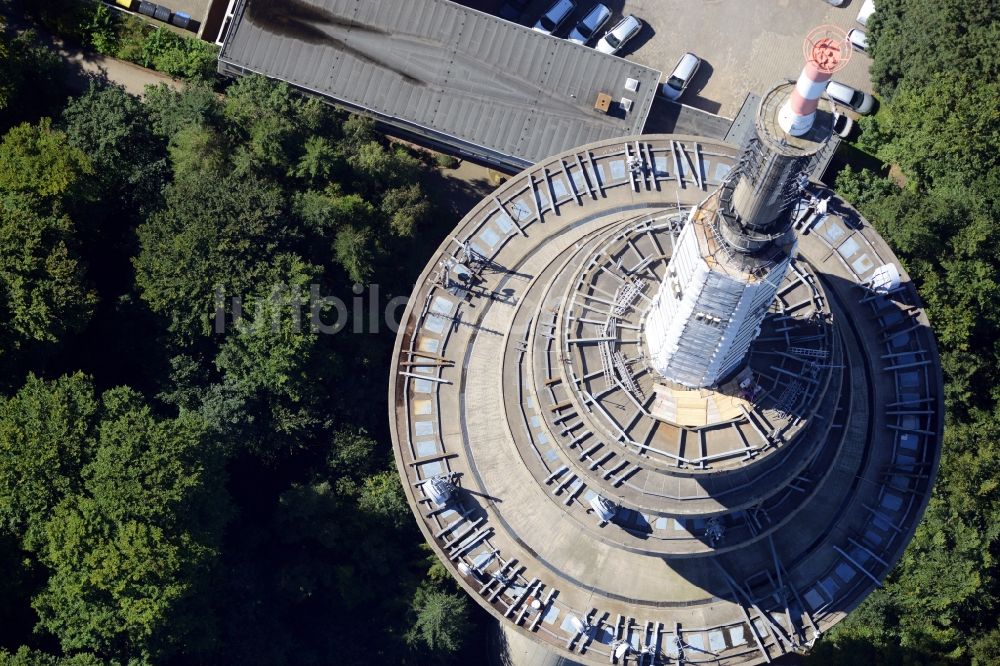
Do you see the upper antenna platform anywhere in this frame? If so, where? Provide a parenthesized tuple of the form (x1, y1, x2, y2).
(803, 25, 851, 73)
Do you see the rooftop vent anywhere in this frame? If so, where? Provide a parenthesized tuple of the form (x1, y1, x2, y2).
(594, 92, 613, 114)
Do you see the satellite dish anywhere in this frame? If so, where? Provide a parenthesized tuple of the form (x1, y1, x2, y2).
(426, 475, 454, 507)
(869, 263, 901, 294)
(590, 494, 618, 522)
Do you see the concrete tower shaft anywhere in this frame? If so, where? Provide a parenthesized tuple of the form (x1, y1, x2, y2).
(645, 198, 793, 388)
(645, 27, 842, 388)
(728, 26, 849, 237)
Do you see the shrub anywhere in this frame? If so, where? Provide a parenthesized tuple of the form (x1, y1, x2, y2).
(84, 3, 119, 55)
(434, 152, 459, 169)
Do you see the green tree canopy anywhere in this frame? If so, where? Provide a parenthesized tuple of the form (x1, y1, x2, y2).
(0, 118, 92, 200)
(405, 586, 470, 655)
(0, 46, 468, 665)
(0, 25, 64, 126)
(31, 385, 228, 662)
(166, 123, 228, 182)
(358, 470, 409, 528)
(291, 135, 343, 184)
(381, 184, 430, 237)
(820, 1, 1000, 662)
(0, 373, 97, 550)
(858, 76, 1000, 191)
(0, 193, 97, 350)
(61, 84, 169, 221)
(204, 255, 333, 458)
(333, 225, 376, 285)
(223, 75, 302, 171)
(134, 172, 291, 342)
(868, 0, 1000, 99)
(142, 82, 222, 139)
(293, 189, 375, 236)
(0, 646, 110, 666)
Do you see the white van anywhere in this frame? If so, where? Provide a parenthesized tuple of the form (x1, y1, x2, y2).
(857, 0, 876, 26)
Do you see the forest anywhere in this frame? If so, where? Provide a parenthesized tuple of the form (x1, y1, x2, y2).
(808, 0, 1000, 664)
(0, 0, 997, 664)
(0, 2, 484, 664)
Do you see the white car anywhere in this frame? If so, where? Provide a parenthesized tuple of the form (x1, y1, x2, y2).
(826, 80, 875, 115)
(832, 111, 854, 138)
(847, 28, 868, 52)
(532, 0, 576, 35)
(660, 52, 701, 101)
(857, 0, 875, 26)
(567, 4, 611, 45)
(595, 15, 642, 55)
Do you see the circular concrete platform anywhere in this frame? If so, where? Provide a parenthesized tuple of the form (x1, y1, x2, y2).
(390, 135, 941, 664)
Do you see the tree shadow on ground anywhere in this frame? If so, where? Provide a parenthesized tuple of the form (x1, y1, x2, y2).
(802, 635, 960, 666)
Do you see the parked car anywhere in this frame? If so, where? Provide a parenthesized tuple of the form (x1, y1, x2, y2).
(532, 0, 576, 35)
(823, 0, 847, 5)
(660, 52, 701, 101)
(847, 28, 868, 52)
(856, 0, 876, 26)
(832, 111, 854, 138)
(595, 15, 642, 55)
(498, 0, 530, 23)
(567, 4, 611, 45)
(826, 80, 875, 115)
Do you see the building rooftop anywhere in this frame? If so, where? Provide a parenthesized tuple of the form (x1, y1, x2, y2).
(218, 0, 661, 171)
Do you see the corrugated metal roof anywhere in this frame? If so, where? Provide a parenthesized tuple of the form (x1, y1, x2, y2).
(218, 0, 661, 170)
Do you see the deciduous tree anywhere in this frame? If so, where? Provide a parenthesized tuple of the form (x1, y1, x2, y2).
(0, 119, 92, 200)
(0, 193, 97, 349)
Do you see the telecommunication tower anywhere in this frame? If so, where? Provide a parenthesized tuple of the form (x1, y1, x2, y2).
(645, 27, 852, 388)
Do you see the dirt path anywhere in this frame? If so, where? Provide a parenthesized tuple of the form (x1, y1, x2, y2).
(2, 2, 183, 98)
(61, 48, 184, 97)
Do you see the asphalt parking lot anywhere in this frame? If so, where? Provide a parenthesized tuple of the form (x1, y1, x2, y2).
(459, 0, 874, 121)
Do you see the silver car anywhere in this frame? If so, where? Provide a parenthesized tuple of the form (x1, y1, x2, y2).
(826, 80, 875, 115)
(847, 28, 869, 52)
(660, 52, 701, 101)
(857, 0, 876, 26)
(532, 0, 576, 36)
(595, 15, 642, 55)
(832, 112, 854, 138)
(567, 4, 611, 45)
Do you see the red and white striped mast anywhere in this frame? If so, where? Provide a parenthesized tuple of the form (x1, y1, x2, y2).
(779, 26, 852, 136)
